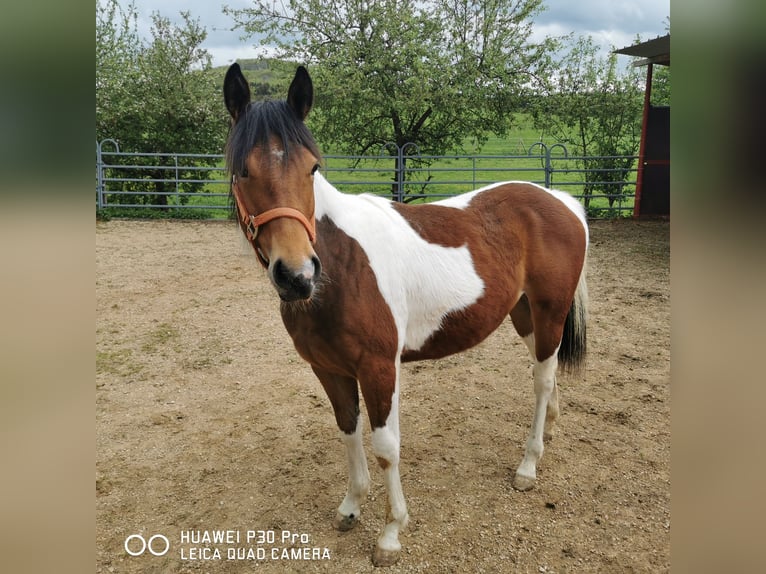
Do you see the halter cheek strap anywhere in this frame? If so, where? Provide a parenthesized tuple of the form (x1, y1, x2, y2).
(231, 176, 317, 250)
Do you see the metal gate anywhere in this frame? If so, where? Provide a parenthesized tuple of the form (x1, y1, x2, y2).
(97, 139, 638, 218)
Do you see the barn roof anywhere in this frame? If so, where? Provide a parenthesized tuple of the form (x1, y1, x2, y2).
(614, 34, 670, 66)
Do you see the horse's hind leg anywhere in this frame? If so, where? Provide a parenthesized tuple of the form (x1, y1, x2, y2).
(312, 367, 370, 531)
(510, 296, 560, 441)
(545, 378, 560, 441)
(510, 297, 565, 491)
(513, 352, 558, 491)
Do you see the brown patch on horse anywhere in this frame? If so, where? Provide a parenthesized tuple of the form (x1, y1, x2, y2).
(394, 183, 586, 362)
(280, 218, 399, 429)
(510, 294, 533, 338)
(376, 457, 391, 470)
(311, 368, 360, 434)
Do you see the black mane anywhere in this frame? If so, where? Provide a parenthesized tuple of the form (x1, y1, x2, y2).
(225, 100, 322, 177)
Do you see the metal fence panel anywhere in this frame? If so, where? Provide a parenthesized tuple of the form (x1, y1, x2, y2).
(96, 140, 637, 218)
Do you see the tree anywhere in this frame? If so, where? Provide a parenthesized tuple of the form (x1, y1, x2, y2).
(651, 17, 671, 107)
(97, 0, 227, 207)
(651, 65, 670, 107)
(530, 36, 644, 210)
(225, 0, 555, 199)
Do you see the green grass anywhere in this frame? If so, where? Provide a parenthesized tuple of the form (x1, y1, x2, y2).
(141, 322, 180, 354)
(315, 115, 635, 216)
(96, 348, 144, 378)
(318, 115, 555, 200)
(319, 127, 636, 217)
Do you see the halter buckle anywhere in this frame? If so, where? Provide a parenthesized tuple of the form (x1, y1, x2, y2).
(245, 217, 259, 241)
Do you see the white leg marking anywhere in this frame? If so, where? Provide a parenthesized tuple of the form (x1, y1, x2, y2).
(369, 369, 409, 565)
(514, 353, 558, 491)
(523, 334, 559, 439)
(546, 381, 560, 433)
(335, 423, 370, 530)
(371, 426, 410, 564)
(522, 333, 535, 358)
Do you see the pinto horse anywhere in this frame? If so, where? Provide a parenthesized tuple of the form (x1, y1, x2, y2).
(223, 63, 588, 567)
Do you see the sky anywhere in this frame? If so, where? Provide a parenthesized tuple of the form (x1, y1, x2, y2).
(126, 0, 669, 68)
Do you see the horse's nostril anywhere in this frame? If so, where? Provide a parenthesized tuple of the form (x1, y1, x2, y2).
(311, 255, 322, 281)
(272, 258, 317, 301)
(273, 259, 291, 286)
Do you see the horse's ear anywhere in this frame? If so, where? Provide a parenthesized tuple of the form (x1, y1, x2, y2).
(224, 63, 251, 123)
(287, 66, 313, 121)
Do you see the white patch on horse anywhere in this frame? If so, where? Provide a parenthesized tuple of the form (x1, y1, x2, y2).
(433, 181, 507, 209)
(539, 185, 589, 247)
(514, 351, 559, 490)
(337, 423, 370, 523)
(271, 146, 285, 160)
(369, 360, 409, 553)
(314, 173, 485, 352)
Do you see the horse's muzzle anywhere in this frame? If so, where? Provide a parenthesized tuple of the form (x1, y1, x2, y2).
(271, 256, 322, 301)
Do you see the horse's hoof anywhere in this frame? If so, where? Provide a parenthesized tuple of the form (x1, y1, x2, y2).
(513, 473, 536, 491)
(332, 511, 359, 531)
(372, 546, 401, 567)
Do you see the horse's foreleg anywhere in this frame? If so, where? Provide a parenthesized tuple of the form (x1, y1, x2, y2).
(360, 358, 409, 567)
(370, 426, 408, 566)
(312, 368, 370, 531)
(334, 421, 370, 530)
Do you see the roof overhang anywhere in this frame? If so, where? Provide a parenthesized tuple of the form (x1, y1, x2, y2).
(614, 34, 670, 66)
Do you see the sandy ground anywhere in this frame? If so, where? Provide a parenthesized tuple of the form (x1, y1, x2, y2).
(96, 218, 669, 573)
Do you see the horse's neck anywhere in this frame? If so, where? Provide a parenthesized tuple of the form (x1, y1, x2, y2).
(314, 171, 376, 220)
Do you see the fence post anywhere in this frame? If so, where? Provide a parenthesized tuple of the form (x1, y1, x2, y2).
(547, 144, 568, 189)
(175, 154, 180, 199)
(527, 142, 567, 188)
(527, 142, 549, 187)
(399, 142, 420, 202)
(397, 144, 404, 202)
(96, 141, 103, 209)
(97, 139, 120, 210)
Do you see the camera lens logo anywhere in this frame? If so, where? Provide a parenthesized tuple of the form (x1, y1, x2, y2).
(124, 534, 170, 556)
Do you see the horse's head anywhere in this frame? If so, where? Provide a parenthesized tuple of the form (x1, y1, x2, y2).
(224, 64, 322, 302)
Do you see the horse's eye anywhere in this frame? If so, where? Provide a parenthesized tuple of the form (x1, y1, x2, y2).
(311, 163, 320, 175)
(241, 168, 249, 178)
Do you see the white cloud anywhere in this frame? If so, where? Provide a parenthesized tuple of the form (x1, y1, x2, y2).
(531, 0, 668, 61)
(123, 0, 669, 68)
(208, 44, 280, 67)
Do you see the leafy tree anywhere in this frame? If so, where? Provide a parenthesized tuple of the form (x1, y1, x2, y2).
(97, 0, 227, 207)
(652, 17, 671, 107)
(225, 0, 556, 199)
(651, 64, 671, 107)
(530, 36, 644, 210)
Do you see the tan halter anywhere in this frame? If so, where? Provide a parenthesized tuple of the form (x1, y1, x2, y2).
(231, 175, 317, 251)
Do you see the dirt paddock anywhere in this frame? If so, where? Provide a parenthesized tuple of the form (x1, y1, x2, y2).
(96, 218, 669, 573)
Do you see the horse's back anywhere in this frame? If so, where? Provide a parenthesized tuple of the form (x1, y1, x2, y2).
(463, 182, 588, 302)
(438, 181, 586, 235)
(404, 181, 587, 271)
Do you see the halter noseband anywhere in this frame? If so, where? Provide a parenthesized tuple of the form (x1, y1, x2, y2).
(231, 175, 317, 265)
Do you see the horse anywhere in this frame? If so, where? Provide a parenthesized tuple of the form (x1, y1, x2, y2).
(223, 63, 588, 567)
